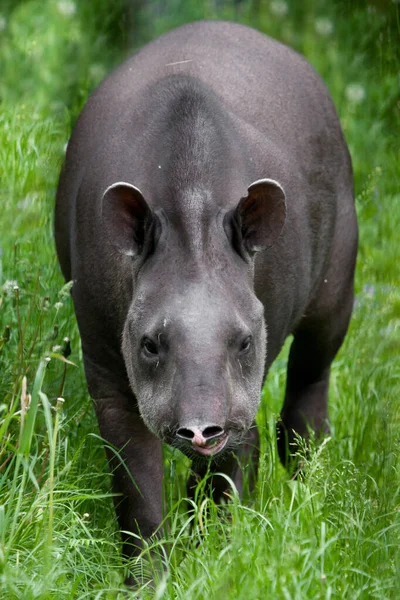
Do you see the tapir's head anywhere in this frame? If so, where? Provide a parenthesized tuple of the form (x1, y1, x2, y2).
(102, 180, 286, 459)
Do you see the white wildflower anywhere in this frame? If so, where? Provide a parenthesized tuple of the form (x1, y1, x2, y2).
(54, 301, 63, 310)
(0, 15, 7, 31)
(17, 198, 31, 210)
(2, 280, 18, 294)
(17, 192, 38, 210)
(58, 280, 73, 300)
(57, 1, 76, 17)
(315, 18, 334, 37)
(50, 101, 65, 112)
(52, 345, 62, 353)
(379, 323, 397, 337)
(89, 63, 106, 83)
(345, 83, 366, 104)
(270, 1, 288, 17)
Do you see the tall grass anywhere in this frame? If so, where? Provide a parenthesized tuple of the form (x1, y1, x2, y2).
(0, 1, 399, 598)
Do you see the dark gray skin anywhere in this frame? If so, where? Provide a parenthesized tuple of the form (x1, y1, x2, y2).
(55, 21, 357, 581)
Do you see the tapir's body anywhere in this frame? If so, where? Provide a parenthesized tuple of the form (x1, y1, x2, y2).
(55, 21, 357, 580)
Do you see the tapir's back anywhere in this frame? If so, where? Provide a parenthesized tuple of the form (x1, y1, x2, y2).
(80, 20, 348, 176)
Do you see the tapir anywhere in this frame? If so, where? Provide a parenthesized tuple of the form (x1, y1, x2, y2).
(55, 20, 358, 577)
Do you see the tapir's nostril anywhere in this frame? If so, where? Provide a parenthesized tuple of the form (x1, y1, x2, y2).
(176, 427, 195, 441)
(202, 425, 224, 439)
(176, 424, 225, 445)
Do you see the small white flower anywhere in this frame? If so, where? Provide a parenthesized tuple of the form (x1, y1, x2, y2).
(54, 301, 63, 310)
(57, 1, 76, 17)
(89, 63, 106, 82)
(83, 513, 90, 519)
(2, 280, 18, 294)
(270, 1, 288, 17)
(315, 18, 334, 37)
(379, 323, 396, 337)
(17, 192, 38, 210)
(345, 83, 366, 104)
(0, 15, 7, 31)
(50, 101, 65, 112)
(52, 345, 62, 353)
(17, 198, 31, 209)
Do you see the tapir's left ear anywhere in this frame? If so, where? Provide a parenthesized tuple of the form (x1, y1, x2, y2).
(235, 178, 286, 254)
(102, 182, 155, 256)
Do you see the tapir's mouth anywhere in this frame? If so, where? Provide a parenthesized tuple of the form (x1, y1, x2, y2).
(191, 433, 229, 457)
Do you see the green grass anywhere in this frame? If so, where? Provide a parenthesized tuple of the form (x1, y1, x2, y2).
(1, 1, 399, 598)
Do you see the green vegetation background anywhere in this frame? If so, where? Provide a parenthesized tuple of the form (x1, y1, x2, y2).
(0, 1, 399, 598)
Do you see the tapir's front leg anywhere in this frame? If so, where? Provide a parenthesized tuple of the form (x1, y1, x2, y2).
(94, 393, 163, 581)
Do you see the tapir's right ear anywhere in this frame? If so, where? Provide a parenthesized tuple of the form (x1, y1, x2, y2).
(102, 182, 154, 256)
(230, 178, 286, 256)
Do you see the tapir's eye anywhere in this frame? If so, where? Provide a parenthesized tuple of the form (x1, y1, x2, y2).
(142, 337, 159, 357)
(240, 335, 252, 353)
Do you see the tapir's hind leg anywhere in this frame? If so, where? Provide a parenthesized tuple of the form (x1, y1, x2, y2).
(278, 211, 357, 467)
(277, 297, 352, 466)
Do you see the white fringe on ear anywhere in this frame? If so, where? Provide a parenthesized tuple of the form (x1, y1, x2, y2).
(247, 178, 285, 195)
(102, 181, 145, 196)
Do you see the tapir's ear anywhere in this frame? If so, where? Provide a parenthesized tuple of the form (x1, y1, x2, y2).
(235, 178, 286, 254)
(102, 182, 154, 256)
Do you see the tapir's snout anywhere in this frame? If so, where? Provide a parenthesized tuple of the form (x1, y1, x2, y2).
(176, 423, 228, 457)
